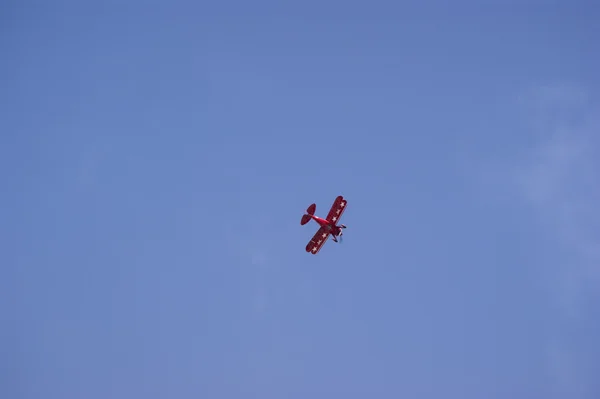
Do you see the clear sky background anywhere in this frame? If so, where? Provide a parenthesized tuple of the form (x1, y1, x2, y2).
(2, 2, 599, 398)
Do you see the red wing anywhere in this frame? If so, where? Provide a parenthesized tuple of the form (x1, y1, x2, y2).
(326, 195, 348, 224)
(305, 226, 330, 254)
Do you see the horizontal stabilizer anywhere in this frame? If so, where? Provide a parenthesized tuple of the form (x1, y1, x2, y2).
(306, 203, 316, 215)
(301, 214, 311, 225)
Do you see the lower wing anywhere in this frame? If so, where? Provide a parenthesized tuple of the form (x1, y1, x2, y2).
(306, 226, 330, 254)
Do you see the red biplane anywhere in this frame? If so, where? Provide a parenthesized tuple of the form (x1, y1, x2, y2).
(301, 195, 348, 254)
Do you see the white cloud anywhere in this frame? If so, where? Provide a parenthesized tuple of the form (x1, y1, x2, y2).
(223, 215, 274, 316)
(514, 84, 599, 398)
(546, 340, 589, 399)
(517, 85, 599, 278)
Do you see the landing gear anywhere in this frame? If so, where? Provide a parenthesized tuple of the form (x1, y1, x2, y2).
(333, 225, 346, 243)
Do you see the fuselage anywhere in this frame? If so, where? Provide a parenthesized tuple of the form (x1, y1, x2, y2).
(310, 215, 342, 235)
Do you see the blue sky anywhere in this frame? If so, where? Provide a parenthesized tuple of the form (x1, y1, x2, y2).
(2, 2, 599, 398)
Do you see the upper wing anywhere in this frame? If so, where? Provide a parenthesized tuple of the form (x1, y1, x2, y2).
(305, 226, 330, 254)
(326, 195, 348, 223)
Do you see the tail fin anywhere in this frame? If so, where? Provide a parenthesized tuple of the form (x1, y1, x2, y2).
(301, 203, 316, 225)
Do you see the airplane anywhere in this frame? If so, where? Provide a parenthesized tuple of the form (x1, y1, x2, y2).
(301, 195, 348, 254)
